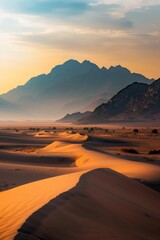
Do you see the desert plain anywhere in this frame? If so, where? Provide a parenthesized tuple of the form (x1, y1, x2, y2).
(0, 123, 160, 240)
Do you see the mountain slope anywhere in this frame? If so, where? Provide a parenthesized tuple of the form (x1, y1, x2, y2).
(0, 60, 153, 120)
(56, 111, 91, 123)
(79, 79, 160, 123)
(141, 79, 160, 116)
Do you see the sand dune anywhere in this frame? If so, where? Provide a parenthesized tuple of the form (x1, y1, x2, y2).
(41, 140, 78, 153)
(58, 131, 88, 142)
(15, 169, 160, 240)
(35, 131, 55, 138)
(35, 131, 88, 141)
(0, 171, 87, 240)
(0, 161, 79, 191)
(0, 131, 160, 240)
(40, 136, 160, 182)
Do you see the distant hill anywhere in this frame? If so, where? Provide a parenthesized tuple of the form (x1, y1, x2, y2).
(79, 79, 160, 123)
(0, 59, 153, 120)
(56, 111, 91, 123)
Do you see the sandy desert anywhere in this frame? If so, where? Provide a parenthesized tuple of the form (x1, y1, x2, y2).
(0, 124, 160, 240)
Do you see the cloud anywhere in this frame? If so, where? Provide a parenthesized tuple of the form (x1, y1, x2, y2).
(2, 0, 159, 36)
(0, 1, 133, 30)
(0, 0, 134, 43)
(0, 1, 160, 69)
(126, 5, 160, 34)
(102, 0, 160, 9)
(0, 0, 89, 16)
(69, 3, 133, 30)
(17, 28, 133, 55)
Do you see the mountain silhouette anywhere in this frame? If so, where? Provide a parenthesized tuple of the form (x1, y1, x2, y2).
(0, 60, 153, 120)
(79, 79, 160, 123)
(56, 111, 91, 123)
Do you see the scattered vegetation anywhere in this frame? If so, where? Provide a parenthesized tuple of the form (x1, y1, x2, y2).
(83, 127, 109, 134)
(65, 127, 73, 131)
(148, 149, 160, 155)
(28, 127, 57, 132)
(121, 148, 139, 154)
(29, 128, 40, 131)
(83, 127, 89, 131)
(133, 129, 139, 133)
(104, 129, 109, 134)
(89, 127, 94, 133)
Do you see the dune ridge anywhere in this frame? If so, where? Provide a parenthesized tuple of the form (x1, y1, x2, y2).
(0, 131, 160, 240)
(34, 131, 55, 138)
(40, 134, 160, 181)
(0, 170, 87, 240)
(58, 131, 88, 142)
(15, 168, 160, 240)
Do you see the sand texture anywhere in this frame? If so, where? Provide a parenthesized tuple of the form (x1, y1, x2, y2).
(15, 169, 160, 240)
(0, 129, 160, 240)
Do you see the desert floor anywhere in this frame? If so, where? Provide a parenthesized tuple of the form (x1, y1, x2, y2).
(0, 124, 160, 240)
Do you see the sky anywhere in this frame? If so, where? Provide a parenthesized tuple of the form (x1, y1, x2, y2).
(0, 0, 160, 94)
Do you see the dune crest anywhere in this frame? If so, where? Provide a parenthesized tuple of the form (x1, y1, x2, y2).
(41, 141, 79, 153)
(58, 131, 88, 142)
(40, 137, 160, 180)
(0, 171, 87, 240)
(15, 169, 160, 240)
(35, 131, 55, 137)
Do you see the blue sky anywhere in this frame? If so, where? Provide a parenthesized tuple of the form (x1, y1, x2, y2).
(0, 0, 160, 93)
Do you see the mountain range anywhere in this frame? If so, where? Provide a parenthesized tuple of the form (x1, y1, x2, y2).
(56, 111, 91, 123)
(0, 59, 154, 120)
(77, 79, 160, 123)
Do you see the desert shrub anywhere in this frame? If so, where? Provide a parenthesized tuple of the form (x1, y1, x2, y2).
(148, 149, 160, 155)
(133, 129, 139, 133)
(65, 127, 73, 131)
(29, 128, 40, 131)
(88, 127, 94, 133)
(152, 129, 158, 134)
(105, 129, 109, 133)
(121, 148, 139, 154)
